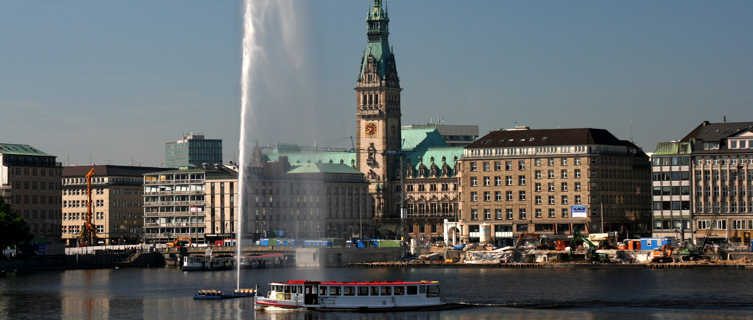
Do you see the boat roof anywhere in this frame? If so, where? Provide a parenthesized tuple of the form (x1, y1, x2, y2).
(270, 280, 439, 286)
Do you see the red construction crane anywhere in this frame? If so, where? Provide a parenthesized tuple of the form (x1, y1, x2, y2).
(78, 168, 98, 247)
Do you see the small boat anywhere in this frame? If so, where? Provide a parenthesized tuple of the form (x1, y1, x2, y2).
(194, 290, 224, 300)
(194, 289, 256, 300)
(182, 255, 235, 271)
(255, 280, 448, 311)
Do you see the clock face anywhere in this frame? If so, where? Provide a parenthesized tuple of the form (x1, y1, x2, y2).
(365, 122, 377, 136)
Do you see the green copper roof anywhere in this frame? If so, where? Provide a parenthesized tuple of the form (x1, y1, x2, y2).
(0, 143, 51, 156)
(359, 0, 395, 81)
(654, 141, 692, 155)
(265, 149, 357, 167)
(405, 146, 464, 172)
(288, 163, 362, 175)
(401, 128, 448, 151)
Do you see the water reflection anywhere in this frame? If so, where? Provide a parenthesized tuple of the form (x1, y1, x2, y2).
(2, 268, 753, 320)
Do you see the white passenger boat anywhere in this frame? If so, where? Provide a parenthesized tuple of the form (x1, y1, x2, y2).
(255, 280, 447, 311)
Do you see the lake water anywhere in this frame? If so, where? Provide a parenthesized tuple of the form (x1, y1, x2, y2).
(2, 267, 753, 320)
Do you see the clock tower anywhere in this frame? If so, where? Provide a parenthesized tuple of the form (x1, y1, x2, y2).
(356, 0, 402, 222)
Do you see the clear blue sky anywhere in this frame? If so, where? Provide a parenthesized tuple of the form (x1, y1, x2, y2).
(1, 1, 751, 166)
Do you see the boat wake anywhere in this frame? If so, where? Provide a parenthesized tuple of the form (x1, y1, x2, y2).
(453, 299, 753, 310)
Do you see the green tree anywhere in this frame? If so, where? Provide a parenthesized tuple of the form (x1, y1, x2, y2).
(0, 197, 32, 251)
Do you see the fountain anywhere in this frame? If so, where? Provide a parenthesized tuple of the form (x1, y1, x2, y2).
(236, 0, 306, 291)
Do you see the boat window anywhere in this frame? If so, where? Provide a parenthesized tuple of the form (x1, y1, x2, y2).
(370, 286, 379, 296)
(407, 286, 418, 295)
(381, 286, 392, 296)
(297, 286, 303, 294)
(427, 285, 440, 297)
(305, 286, 311, 294)
(419, 285, 426, 294)
(394, 286, 404, 295)
(329, 286, 341, 296)
(320, 286, 327, 296)
(358, 286, 369, 296)
(343, 286, 355, 296)
(284, 286, 291, 294)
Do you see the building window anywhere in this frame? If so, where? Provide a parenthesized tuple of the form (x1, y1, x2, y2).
(548, 196, 555, 205)
(535, 170, 542, 179)
(470, 162, 477, 172)
(575, 158, 581, 165)
(506, 191, 513, 201)
(470, 177, 478, 187)
(506, 209, 513, 220)
(548, 183, 555, 192)
(506, 176, 513, 186)
(518, 161, 526, 170)
(715, 220, 727, 230)
(494, 176, 502, 186)
(561, 170, 568, 179)
(548, 208, 555, 218)
(519, 208, 527, 219)
(484, 209, 491, 220)
(519, 191, 526, 201)
(561, 208, 568, 218)
(575, 182, 581, 192)
(561, 182, 568, 192)
(484, 192, 491, 202)
(535, 183, 542, 192)
(535, 158, 542, 166)
(697, 220, 710, 230)
(535, 208, 542, 218)
(518, 176, 526, 186)
(495, 209, 503, 220)
(547, 158, 554, 166)
(495, 191, 502, 201)
(561, 158, 568, 166)
(471, 192, 478, 202)
(494, 161, 502, 171)
(575, 195, 582, 204)
(483, 162, 490, 171)
(561, 195, 568, 205)
(536, 195, 542, 205)
(505, 161, 512, 171)
(574, 169, 581, 179)
(471, 209, 478, 221)
(547, 170, 554, 179)
(484, 176, 491, 186)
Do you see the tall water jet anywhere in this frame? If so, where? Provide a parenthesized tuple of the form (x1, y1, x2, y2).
(236, 0, 308, 291)
(237, 0, 258, 292)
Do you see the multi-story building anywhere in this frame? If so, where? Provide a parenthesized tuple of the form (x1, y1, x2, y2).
(0, 143, 62, 241)
(680, 121, 753, 244)
(401, 127, 464, 242)
(650, 142, 693, 240)
(455, 127, 651, 245)
(143, 167, 222, 243)
(165, 133, 222, 168)
(244, 151, 372, 240)
(204, 168, 238, 243)
(402, 124, 479, 147)
(61, 165, 163, 245)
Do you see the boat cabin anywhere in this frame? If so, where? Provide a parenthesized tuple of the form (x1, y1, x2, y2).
(261, 280, 441, 310)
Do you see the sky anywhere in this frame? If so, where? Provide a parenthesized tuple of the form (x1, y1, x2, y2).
(1, 0, 752, 166)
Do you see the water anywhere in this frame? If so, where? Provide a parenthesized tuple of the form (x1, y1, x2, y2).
(2, 267, 753, 320)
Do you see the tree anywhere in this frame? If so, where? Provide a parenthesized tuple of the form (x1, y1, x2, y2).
(0, 197, 32, 251)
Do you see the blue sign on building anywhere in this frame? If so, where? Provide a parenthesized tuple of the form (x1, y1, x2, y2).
(571, 205, 588, 218)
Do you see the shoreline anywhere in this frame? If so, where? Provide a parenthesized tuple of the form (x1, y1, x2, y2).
(348, 261, 753, 270)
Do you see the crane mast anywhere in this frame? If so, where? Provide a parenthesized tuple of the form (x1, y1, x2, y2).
(78, 168, 98, 247)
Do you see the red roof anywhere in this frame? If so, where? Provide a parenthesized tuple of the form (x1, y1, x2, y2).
(279, 280, 438, 286)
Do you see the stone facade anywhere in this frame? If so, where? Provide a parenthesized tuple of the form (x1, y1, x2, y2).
(0, 143, 62, 241)
(62, 165, 162, 245)
(456, 127, 651, 245)
(678, 121, 753, 245)
(355, 0, 402, 228)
